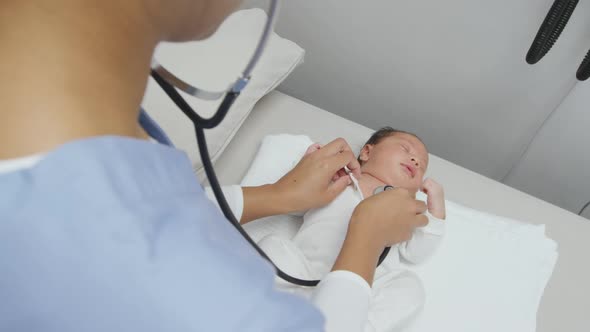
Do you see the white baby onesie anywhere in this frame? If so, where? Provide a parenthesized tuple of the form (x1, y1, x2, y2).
(258, 182, 445, 332)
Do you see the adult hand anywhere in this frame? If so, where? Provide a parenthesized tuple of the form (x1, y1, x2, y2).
(273, 138, 362, 213)
(332, 188, 428, 284)
(351, 187, 428, 248)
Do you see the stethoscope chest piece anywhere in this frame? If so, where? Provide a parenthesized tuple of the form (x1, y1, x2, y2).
(373, 185, 395, 195)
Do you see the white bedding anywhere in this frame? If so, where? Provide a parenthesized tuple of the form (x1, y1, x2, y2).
(404, 201, 557, 332)
(238, 134, 558, 332)
(211, 90, 590, 331)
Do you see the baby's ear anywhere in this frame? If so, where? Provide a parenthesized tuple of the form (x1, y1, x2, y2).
(359, 144, 372, 162)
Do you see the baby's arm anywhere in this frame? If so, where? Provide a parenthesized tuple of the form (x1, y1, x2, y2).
(399, 178, 446, 264)
(398, 213, 445, 264)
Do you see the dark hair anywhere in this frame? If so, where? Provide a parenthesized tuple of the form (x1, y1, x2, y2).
(358, 127, 423, 164)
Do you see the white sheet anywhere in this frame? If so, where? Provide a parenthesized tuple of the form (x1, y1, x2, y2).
(240, 134, 558, 332)
(402, 200, 558, 332)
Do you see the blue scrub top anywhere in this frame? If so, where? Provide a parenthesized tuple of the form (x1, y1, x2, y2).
(0, 111, 323, 331)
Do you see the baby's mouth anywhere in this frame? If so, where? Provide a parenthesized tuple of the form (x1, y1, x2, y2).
(400, 163, 415, 178)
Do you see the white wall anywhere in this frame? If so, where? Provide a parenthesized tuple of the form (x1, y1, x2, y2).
(504, 82, 590, 216)
(261, 0, 590, 182)
(241, 0, 590, 218)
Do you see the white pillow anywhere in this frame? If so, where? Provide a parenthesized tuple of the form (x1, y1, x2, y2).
(241, 134, 314, 187)
(141, 9, 304, 175)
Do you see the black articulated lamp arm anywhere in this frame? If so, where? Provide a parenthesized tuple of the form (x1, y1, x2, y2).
(576, 49, 590, 81)
(526, 0, 579, 65)
(526, 0, 590, 81)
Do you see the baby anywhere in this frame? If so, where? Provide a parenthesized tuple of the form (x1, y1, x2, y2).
(258, 127, 446, 332)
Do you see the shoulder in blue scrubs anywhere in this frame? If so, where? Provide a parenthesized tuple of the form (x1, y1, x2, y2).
(0, 111, 324, 331)
(0, 1, 398, 330)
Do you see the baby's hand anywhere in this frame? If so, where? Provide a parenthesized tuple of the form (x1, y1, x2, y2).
(421, 178, 446, 219)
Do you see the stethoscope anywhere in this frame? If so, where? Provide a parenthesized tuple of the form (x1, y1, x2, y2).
(150, 0, 392, 287)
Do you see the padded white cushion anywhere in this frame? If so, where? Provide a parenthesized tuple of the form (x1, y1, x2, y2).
(241, 134, 313, 188)
(141, 9, 304, 174)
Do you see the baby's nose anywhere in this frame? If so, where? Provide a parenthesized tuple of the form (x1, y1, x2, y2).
(411, 157, 420, 167)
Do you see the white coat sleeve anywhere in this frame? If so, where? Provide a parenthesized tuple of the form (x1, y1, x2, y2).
(311, 270, 371, 332)
(205, 186, 372, 332)
(204, 185, 244, 221)
(398, 212, 445, 264)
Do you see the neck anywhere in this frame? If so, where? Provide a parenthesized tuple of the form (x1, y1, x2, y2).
(0, 1, 159, 158)
(357, 172, 387, 198)
(357, 171, 419, 198)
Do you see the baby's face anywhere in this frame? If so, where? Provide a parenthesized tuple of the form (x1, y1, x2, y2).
(359, 133, 429, 193)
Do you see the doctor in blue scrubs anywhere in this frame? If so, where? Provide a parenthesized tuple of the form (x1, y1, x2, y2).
(0, 1, 429, 331)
